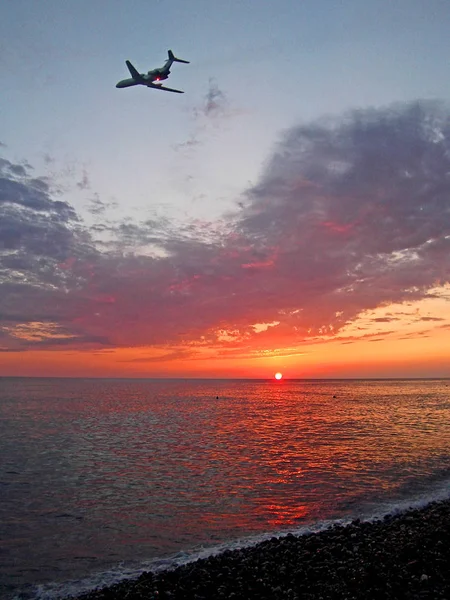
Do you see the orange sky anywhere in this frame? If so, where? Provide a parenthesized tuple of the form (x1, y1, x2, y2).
(2, 293, 449, 378)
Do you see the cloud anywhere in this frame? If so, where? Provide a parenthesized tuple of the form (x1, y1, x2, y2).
(174, 79, 241, 152)
(418, 316, 445, 322)
(86, 193, 119, 216)
(76, 169, 90, 190)
(121, 349, 197, 363)
(236, 99, 450, 335)
(198, 78, 229, 119)
(0, 156, 100, 350)
(372, 317, 399, 322)
(1, 100, 450, 355)
(0, 157, 30, 178)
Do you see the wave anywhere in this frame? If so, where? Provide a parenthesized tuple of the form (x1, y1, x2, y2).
(24, 478, 450, 600)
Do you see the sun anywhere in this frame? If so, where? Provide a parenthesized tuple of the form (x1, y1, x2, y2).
(274, 372, 283, 380)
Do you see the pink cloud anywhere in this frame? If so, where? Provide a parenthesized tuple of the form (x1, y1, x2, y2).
(2, 100, 450, 354)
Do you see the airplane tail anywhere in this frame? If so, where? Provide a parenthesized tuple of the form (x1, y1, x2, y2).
(126, 60, 144, 81)
(168, 49, 190, 64)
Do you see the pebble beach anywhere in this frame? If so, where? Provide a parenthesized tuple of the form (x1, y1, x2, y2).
(70, 498, 450, 600)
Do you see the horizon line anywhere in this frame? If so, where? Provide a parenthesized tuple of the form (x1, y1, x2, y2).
(1, 375, 449, 381)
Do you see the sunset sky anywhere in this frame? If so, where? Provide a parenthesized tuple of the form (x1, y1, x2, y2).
(1, 0, 450, 378)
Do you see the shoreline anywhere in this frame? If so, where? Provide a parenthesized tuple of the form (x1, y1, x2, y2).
(69, 498, 450, 600)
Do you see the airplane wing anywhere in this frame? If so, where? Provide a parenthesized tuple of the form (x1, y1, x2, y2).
(126, 60, 144, 82)
(148, 82, 184, 94)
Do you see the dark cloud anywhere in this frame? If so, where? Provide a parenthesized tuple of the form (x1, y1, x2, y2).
(236, 99, 450, 336)
(76, 169, 90, 190)
(174, 79, 239, 152)
(0, 157, 30, 178)
(0, 158, 100, 350)
(121, 349, 197, 363)
(1, 100, 450, 355)
(29, 333, 113, 348)
(418, 316, 445, 321)
(86, 194, 119, 216)
(199, 78, 228, 118)
(172, 136, 202, 152)
(372, 317, 399, 322)
(0, 174, 74, 216)
(398, 330, 432, 339)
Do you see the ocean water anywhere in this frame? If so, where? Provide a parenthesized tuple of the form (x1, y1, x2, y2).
(1, 377, 449, 599)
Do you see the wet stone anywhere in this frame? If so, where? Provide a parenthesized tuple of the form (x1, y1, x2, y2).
(67, 499, 450, 600)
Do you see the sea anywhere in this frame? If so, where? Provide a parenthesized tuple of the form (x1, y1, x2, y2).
(1, 377, 449, 599)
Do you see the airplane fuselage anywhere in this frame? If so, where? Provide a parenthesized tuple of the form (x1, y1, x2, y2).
(116, 50, 189, 92)
(116, 71, 169, 88)
(116, 61, 172, 88)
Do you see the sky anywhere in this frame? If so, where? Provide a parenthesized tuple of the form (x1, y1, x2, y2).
(1, 0, 450, 378)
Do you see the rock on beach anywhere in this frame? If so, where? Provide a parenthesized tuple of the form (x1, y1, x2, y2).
(69, 499, 450, 600)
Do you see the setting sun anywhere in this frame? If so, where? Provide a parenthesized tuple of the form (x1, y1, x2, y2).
(274, 372, 283, 380)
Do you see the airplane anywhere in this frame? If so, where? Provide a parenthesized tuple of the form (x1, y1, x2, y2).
(116, 49, 189, 93)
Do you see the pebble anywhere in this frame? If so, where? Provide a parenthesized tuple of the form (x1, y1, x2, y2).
(68, 499, 450, 600)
